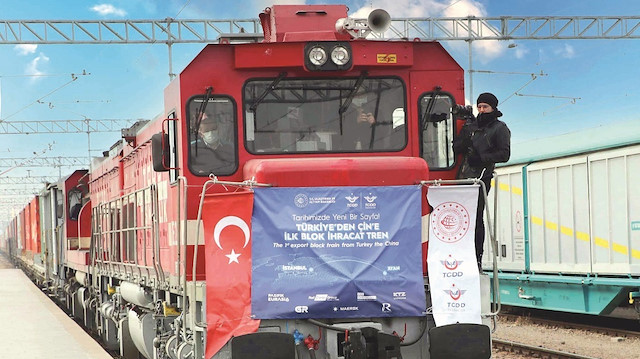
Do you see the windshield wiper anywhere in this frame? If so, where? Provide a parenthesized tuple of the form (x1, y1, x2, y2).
(338, 71, 368, 115)
(194, 86, 213, 157)
(249, 72, 287, 112)
(195, 86, 213, 133)
(421, 87, 442, 130)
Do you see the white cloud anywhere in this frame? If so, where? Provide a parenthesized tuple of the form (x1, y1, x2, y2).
(91, 4, 127, 17)
(514, 45, 530, 59)
(14, 44, 38, 56)
(442, 0, 485, 17)
(25, 53, 50, 80)
(350, 0, 443, 18)
(349, 1, 505, 62)
(555, 44, 575, 59)
(253, 0, 306, 11)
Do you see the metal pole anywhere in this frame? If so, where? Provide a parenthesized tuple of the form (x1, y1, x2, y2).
(86, 118, 91, 162)
(468, 39, 473, 103)
(167, 18, 176, 80)
(168, 43, 176, 80)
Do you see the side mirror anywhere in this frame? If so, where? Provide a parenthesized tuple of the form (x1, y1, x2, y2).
(152, 132, 170, 172)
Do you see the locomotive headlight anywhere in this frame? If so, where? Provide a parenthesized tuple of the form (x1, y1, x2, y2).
(304, 42, 351, 71)
(308, 46, 328, 66)
(331, 46, 350, 66)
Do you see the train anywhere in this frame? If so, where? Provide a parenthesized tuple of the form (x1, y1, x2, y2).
(484, 120, 640, 318)
(0, 4, 499, 359)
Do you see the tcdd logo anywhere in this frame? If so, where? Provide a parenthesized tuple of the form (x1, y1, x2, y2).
(443, 284, 466, 301)
(442, 254, 462, 270)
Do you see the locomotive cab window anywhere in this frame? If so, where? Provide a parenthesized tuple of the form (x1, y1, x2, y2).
(419, 92, 455, 169)
(187, 96, 238, 176)
(243, 77, 406, 153)
(67, 188, 83, 221)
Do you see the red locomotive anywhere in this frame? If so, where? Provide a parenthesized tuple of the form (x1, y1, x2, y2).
(1, 4, 495, 359)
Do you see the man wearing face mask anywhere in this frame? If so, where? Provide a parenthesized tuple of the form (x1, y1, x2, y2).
(453, 92, 511, 269)
(191, 111, 235, 175)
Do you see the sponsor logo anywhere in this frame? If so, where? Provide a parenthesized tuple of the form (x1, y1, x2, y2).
(294, 194, 309, 208)
(335, 306, 359, 312)
(294, 306, 309, 314)
(393, 291, 407, 300)
(357, 292, 377, 301)
(295, 194, 337, 208)
(381, 303, 392, 312)
(308, 294, 339, 302)
(282, 265, 308, 271)
(364, 193, 377, 209)
(431, 202, 470, 243)
(387, 265, 401, 271)
(267, 293, 290, 302)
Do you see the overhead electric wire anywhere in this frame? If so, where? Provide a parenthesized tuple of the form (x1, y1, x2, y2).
(1, 74, 84, 121)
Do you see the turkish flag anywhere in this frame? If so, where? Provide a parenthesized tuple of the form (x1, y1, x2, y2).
(203, 190, 260, 357)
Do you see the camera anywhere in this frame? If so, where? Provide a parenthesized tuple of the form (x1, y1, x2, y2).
(452, 104, 475, 119)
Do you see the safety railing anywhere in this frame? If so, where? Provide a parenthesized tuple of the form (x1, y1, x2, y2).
(421, 176, 501, 319)
(90, 184, 164, 286)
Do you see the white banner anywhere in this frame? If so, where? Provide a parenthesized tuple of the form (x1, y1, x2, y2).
(427, 184, 481, 326)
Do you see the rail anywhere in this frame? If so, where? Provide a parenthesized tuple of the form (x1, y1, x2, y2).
(499, 312, 640, 339)
(492, 339, 601, 359)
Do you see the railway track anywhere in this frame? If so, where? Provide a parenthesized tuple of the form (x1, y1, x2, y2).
(500, 313, 640, 339)
(493, 338, 601, 359)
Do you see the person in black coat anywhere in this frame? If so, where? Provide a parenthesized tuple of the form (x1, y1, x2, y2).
(453, 92, 511, 268)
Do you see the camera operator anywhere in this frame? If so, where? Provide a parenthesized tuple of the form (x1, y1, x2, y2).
(453, 92, 511, 269)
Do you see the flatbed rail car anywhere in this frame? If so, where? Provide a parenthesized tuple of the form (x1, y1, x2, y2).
(2, 4, 499, 359)
(485, 121, 640, 317)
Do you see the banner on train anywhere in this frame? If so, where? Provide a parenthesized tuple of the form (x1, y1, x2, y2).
(251, 185, 426, 319)
(427, 184, 482, 326)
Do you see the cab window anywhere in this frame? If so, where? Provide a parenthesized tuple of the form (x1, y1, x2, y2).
(243, 77, 406, 153)
(186, 96, 238, 176)
(419, 92, 455, 169)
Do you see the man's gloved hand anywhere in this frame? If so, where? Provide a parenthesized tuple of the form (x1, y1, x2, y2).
(460, 135, 472, 148)
(467, 153, 482, 167)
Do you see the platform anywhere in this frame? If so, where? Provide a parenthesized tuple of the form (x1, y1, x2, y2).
(0, 267, 113, 359)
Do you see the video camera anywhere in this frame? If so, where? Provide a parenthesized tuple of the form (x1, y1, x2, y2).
(452, 104, 475, 120)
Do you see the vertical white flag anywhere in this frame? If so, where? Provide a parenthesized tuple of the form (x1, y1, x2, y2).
(427, 184, 482, 326)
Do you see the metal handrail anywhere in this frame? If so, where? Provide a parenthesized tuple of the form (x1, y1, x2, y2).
(150, 184, 165, 283)
(90, 185, 163, 284)
(420, 175, 501, 317)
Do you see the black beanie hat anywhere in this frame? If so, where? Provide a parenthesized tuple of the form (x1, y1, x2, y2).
(477, 92, 498, 109)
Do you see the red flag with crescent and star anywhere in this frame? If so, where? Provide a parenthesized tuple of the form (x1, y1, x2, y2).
(203, 190, 260, 357)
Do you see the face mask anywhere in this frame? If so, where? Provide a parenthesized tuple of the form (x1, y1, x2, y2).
(202, 130, 219, 147)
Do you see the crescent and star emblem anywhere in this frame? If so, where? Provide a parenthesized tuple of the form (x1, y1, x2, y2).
(213, 216, 250, 264)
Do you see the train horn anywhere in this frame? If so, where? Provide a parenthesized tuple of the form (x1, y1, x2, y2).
(335, 8, 391, 38)
(367, 9, 391, 33)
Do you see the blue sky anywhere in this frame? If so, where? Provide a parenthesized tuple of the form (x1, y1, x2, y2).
(1, 0, 640, 185)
